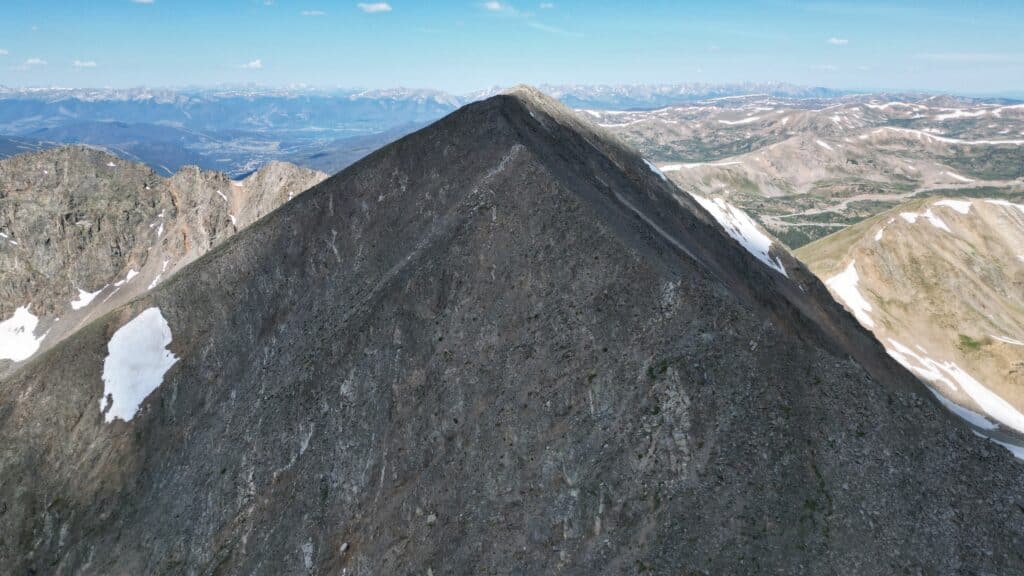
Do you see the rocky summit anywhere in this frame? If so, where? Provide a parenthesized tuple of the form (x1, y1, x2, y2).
(2, 88, 1024, 574)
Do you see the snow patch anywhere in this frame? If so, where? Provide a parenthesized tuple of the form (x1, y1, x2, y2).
(99, 308, 178, 423)
(934, 199, 972, 214)
(873, 126, 1024, 146)
(986, 199, 1024, 215)
(643, 159, 668, 182)
(825, 261, 874, 328)
(874, 227, 884, 242)
(992, 335, 1024, 346)
(71, 287, 104, 310)
(899, 212, 919, 224)
(661, 161, 742, 172)
(922, 208, 951, 232)
(933, 109, 987, 121)
(0, 305, 45, 362)
(885, 339, 1024, 435)
(114, 269, 139, 287)
(215, 189, 228, 202)
(718, 116, 760, 126)
(944, 170, 974, 183)
(815, 139, 833, 151)
(925, 386, 997, 430)
(691, 195, 787, 276)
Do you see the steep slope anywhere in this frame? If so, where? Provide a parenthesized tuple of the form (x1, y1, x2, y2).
(2, 89, 1024, 575)
(0, 146, 326, 373)
(797, 197, 1024, 447)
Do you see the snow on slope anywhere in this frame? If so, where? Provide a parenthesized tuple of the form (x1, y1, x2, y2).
(825, 261, 874, 328)
(935, 199, 972, 214)
(99, 307, 178, 423)
(0, 305, 45, 362)
(690, 194, 787, 276)
(71, 287, 105, 310)
(886, 339, 1024, 436)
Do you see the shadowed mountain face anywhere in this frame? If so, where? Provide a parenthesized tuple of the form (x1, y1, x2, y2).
(2, 88, 1024, 575)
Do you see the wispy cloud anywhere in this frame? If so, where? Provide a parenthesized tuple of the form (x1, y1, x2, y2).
(481, 1, 579, 36)
(130, 0, 155, 4)
(300, 10, 327, 16)
(539, 2, 554, 7)
(73, 60, 97, 68)
(483, 1, 514, 13)
(827, 37, 848, 45)
(914, 52, 1024, 63)
(527, 21, 581, 37)
(357, 2, 392, 13)
(0, 49, 8, 56)
(811, 64, 839, 72)
(13, 57, 47, 71)
(241, 59, 263, 69)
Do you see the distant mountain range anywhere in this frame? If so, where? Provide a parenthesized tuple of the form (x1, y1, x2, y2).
(0, 83, 858, 178)
(1, 83, 1018, 180)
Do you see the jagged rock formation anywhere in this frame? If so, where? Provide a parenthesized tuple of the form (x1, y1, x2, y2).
(797, 197, 1024, 448)
(2, 89, 1024, 575)
(0, 146, 325, 372)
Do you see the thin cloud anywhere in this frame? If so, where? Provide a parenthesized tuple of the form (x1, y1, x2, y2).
(130, 0, 155, 4)
(811, 64, 839, 71)
(357, 2, 392, 13)
(300, 10, 327, 16)
(483, 1, 514, 13)
(528, 21, 582, 37)
(539, 2, 554, 7)
(0, 49, 8, 56)
(827, 37, 848, 45)
(241, 59, 263, 69)
(73, 60, 97, 68)
(482, 1, 578, 37)
(13, 57, 47, 71)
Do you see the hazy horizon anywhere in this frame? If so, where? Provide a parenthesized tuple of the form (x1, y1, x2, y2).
(1, 0, 1021, 96)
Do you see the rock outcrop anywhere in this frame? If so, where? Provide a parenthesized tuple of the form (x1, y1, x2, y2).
(0, 146, 325, 371)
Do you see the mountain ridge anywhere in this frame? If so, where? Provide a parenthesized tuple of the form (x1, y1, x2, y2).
(0, 145, 326, 374)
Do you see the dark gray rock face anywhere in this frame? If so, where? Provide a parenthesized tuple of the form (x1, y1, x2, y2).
(1, 88, 1023, 575)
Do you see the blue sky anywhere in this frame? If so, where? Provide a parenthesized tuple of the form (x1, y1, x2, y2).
(0, 0, 1021, 95)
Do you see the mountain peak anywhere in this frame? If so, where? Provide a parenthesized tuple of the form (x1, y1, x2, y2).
(3, 95, 1024, 574)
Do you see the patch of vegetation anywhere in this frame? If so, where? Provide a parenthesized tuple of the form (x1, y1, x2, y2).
(958, 334, 984, 351)
(773, 225, 845, 249)
(913, 187, 1024, 202)
(943, 148, 1024, 181)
